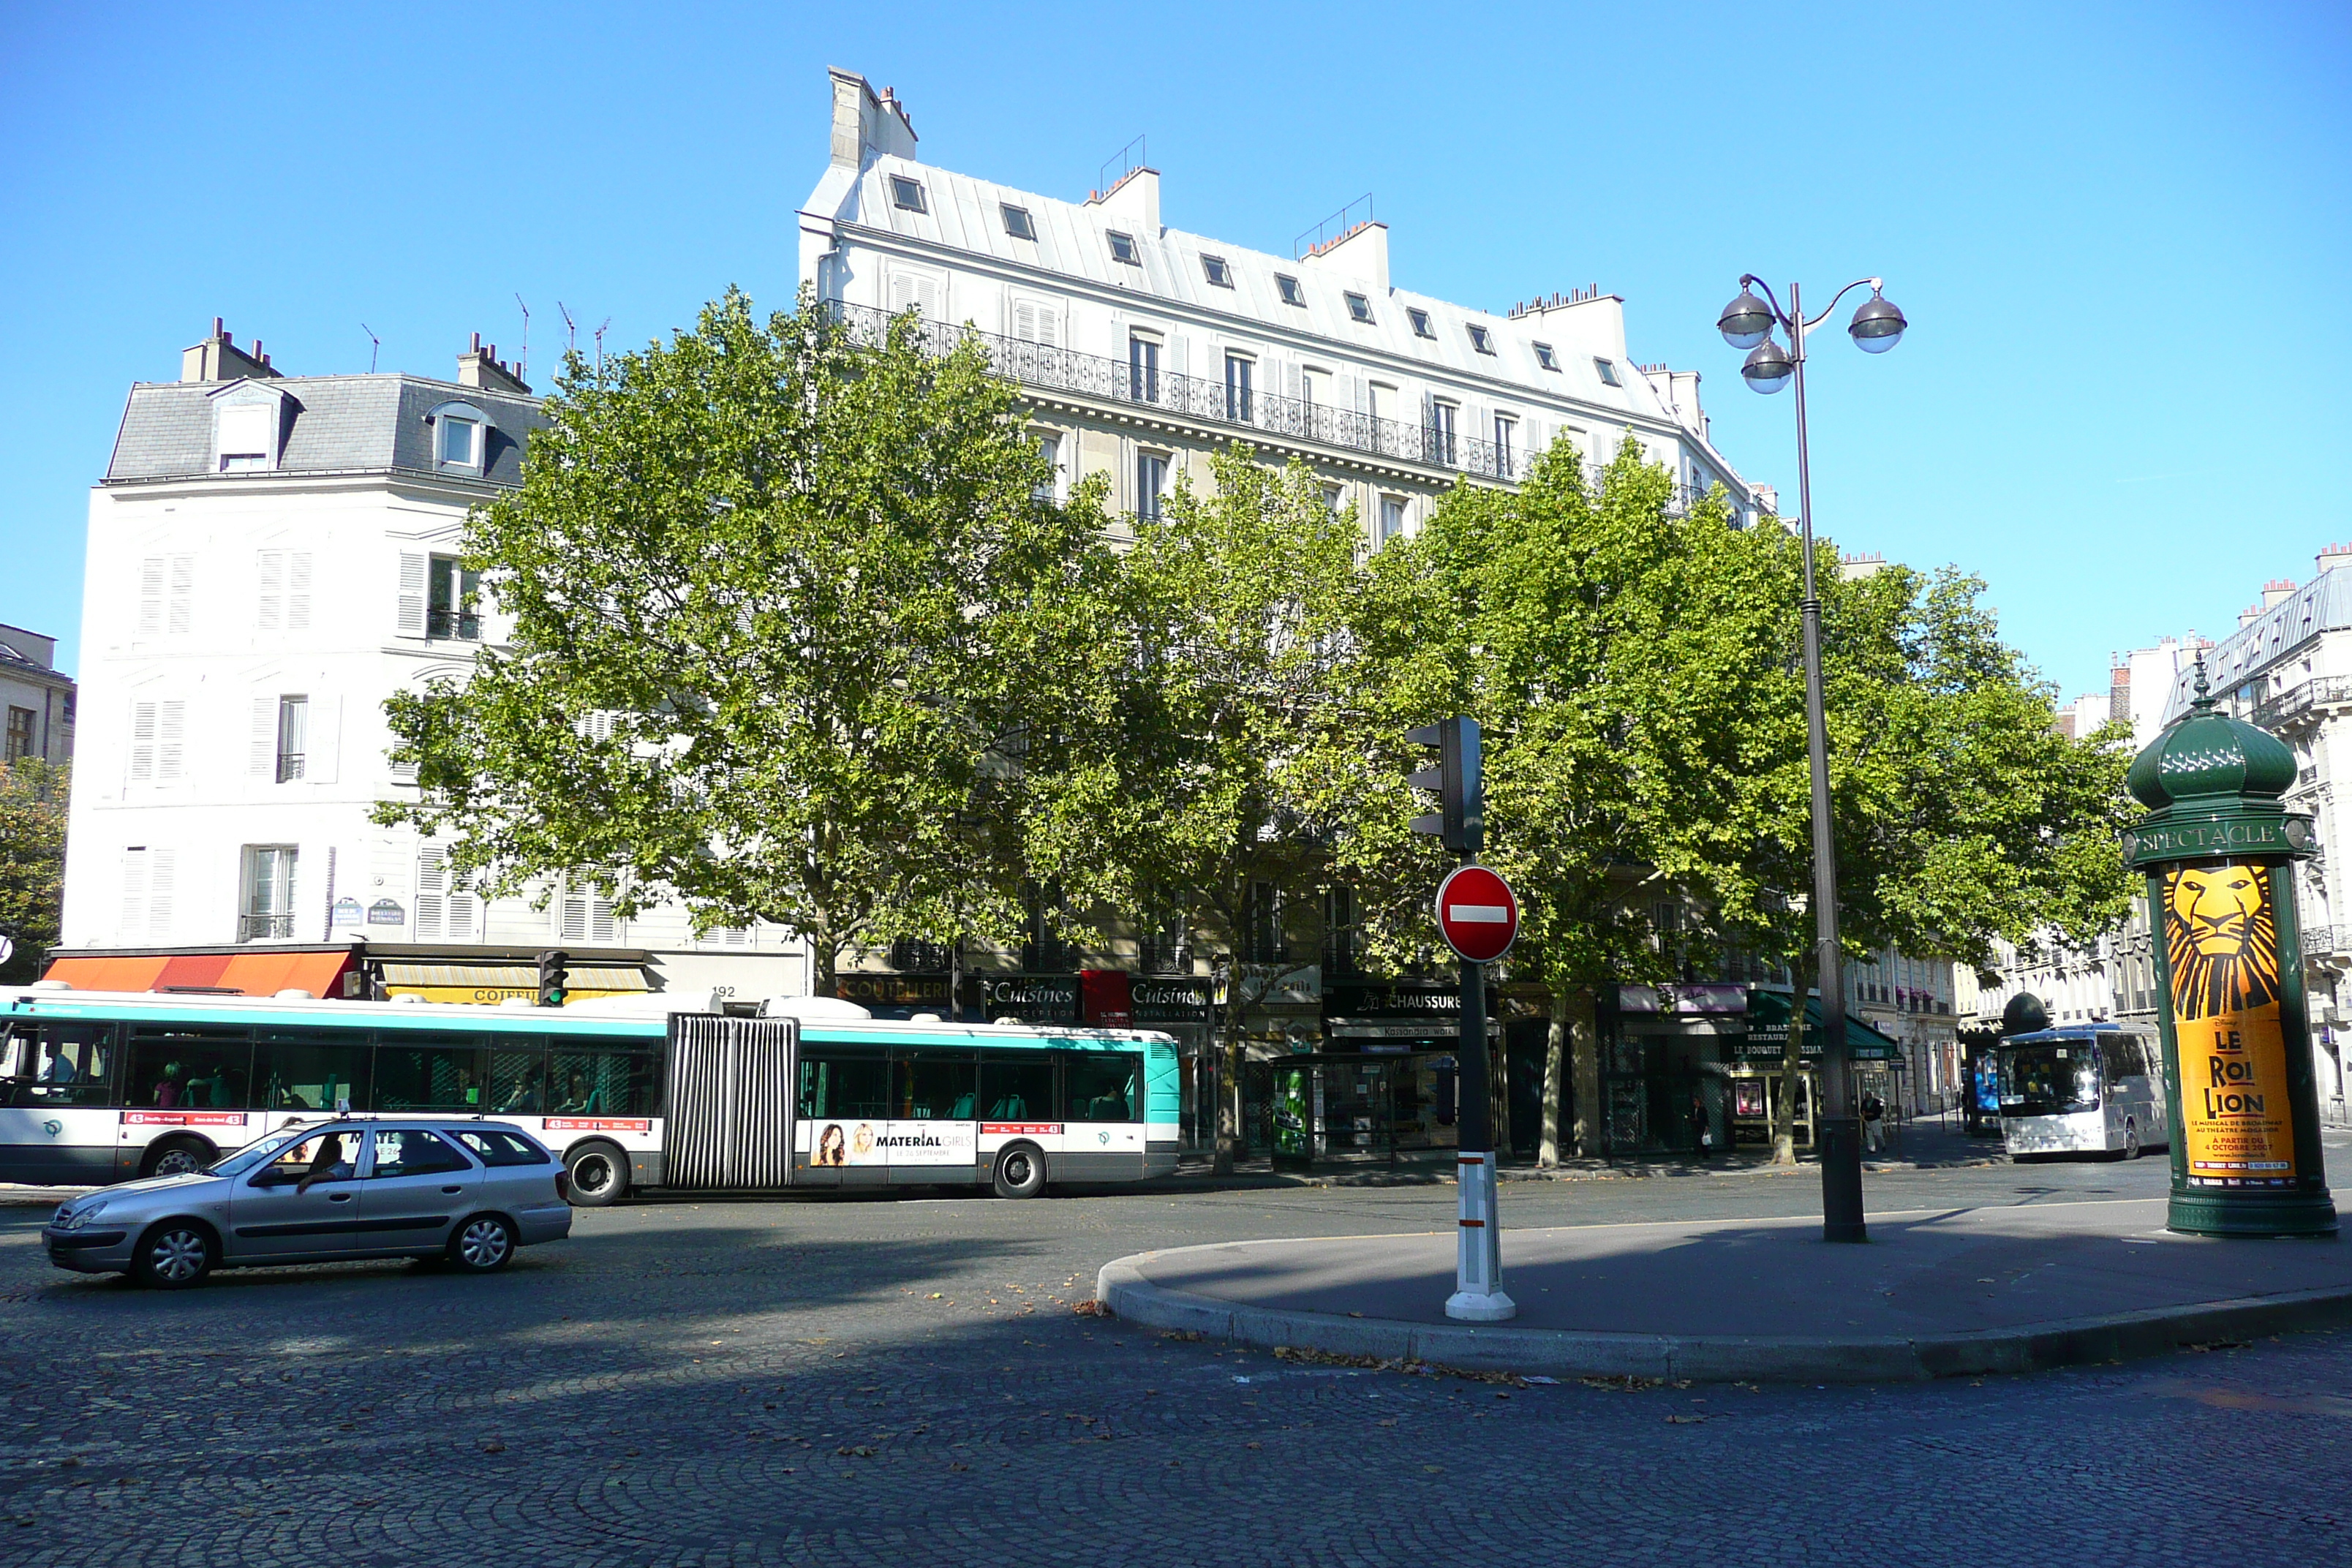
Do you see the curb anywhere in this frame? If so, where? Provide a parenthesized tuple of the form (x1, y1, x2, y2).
(1094, 1250, 2352, 1384)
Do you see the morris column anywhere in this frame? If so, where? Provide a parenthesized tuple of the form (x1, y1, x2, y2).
(2125, 665, 2336, 1236)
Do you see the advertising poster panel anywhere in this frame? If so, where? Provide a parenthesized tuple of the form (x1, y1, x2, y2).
(2163, 862, 2301, 1189)
(802, 1120, 979, 1169)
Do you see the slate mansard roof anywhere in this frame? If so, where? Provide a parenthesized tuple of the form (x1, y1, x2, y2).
(105, 374, 546, 486)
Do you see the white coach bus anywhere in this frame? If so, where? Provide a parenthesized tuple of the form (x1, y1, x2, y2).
(0, 987, 1180, 1202)
(1996, 1024, 2169, 1161)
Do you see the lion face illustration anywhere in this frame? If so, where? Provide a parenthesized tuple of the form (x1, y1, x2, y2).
(2164, 863, 2280, 1020)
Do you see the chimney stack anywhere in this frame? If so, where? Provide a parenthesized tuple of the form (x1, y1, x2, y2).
(2263, 577, 2296, 609)
(2318, 543, 2352, 576)
(458, 333, 532, 396)
(180, 318, 282, 382)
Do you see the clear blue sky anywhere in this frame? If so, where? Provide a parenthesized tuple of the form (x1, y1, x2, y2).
(4, 1, 2345, 701)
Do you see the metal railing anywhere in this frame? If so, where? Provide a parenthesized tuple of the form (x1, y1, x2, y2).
(825, 298, 1723, 508)
(2255, 674, 2352, 729)
(2303, 924, 2344, 959)
(274, 753, 304, 783)
(427, 610, 480, 641)
(238, 913, 294, 941)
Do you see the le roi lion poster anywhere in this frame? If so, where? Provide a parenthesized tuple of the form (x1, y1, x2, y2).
(2163, 861, 2302, 1188)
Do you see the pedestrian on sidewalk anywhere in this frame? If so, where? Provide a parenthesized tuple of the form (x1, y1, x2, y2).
(1688, 1090, 1713, 1161)
(1861, 1090, 1885, 1154)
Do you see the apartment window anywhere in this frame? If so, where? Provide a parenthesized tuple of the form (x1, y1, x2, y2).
(1224, 353, 1254, 423)
(415, 844, 480, 943)
(1406, 307, 1435, 339)
(1139, 920, 1187, 976)
(1244, 881, 1284, 965)
(889, 938, 954, 973)
(257, 549, 312, 634)
(216, 402, 274, 472)
(4, 707, 33, 763)
(1107, 230, 1141, 266)
(1494, 415, 1518, 477)
(1009, 297, 1061, 347)
(1201, 255, 1234, 288)
(1322, 483, 1345, 519)
(428, 555, 480, 641)
(1533, 342, 1560, 372)
(1128, 333, 1161, 402)
(241, 845, 298, 943)
(273, 695, 308, 782)
(1137, 452, 1169, 522)
(1274, 274, 1305, 307)
(1429, 400, 1458, 465)
(137, 554, 195, 637)
(121, 846, 176, 943)
(1466, 324, 1496, 355)
(1000, 203, 1036, 241)
(1300, 368, 1325, 407)
(1033, 433, 1063, 502)
(1379, 496, 1406, 545)
(1594, 357, 1623, 387)
(128, 699, 186, 783)
(437, 415, 478, 468)
(1344, 292, 1374, 325)
(889, 175, 928, 213)
(1322, 886, 1360, 979)
(559, 870, 620, 945)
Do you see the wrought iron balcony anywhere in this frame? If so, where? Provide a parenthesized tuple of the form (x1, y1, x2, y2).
(823, 299, 1718, 510)
(239, 913, 294, 941)
(426, 609, 480, 641)
(2255, 674, 2352, 730)
(274, 753, 305, 783)
(2302, 924, 2345, 960)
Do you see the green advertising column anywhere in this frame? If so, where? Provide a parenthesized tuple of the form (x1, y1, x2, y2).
(2125, 666, 2336, 1237)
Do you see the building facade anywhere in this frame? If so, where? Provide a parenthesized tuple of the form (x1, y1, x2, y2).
(58, 323, 810, 1003)
(0, 624, 74, 766)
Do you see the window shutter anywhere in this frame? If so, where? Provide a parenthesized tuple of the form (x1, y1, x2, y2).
(157, 701, 186, 781)
(1012, 299, 1038, 342)
(120, 851, 149, 939)
(218, 402, 271, 460)
(415, 845, 446, 943)
(1284, 361, 1301, 401)
(167, 557, 193, 635)
(148, 850, 175, 940)
(129, 701, 157, 783)
(138, 558, 165, 636)
(559, 875, 589, 943)
(250, 696, 276, 778)
(257, 551, 284, 633)
(396, 553, 427, 635)
(306, 695, 339, 784)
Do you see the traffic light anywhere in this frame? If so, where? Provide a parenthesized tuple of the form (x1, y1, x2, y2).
(537, 949, 571, 1008)
(1406, 715, 1482, 858)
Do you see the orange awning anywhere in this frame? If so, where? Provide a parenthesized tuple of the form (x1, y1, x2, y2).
(42, 951, 354, 999)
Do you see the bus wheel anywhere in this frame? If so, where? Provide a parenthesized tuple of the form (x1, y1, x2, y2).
(2122, 1120, 2141, 1161)
(565, 1142, 629, 1207)
(141, 1139, 211, 1179)
(992, 1143, 1047, 1200)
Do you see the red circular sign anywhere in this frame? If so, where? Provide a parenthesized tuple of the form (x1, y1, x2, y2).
(1435, 864, 1520, 963)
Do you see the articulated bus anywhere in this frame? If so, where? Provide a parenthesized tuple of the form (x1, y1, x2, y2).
(1996, 1024, 2169, 1161)
(0, 987, 1180, 1202)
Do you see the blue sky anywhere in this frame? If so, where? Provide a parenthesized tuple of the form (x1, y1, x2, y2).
(4, 1, 2345, 702)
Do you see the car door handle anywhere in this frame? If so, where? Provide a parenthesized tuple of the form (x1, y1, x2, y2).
(440, 1186, 464, 1194)
(327, 1192, 354, 1203)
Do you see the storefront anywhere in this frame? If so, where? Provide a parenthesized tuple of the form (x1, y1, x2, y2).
(1236, 979, 1488, 1162)
(831, 969, 954, 1020)
(42, 944, 362, 1000)
(1131, 976, 1215, 1149)
(1730, 988, 1907, 1148)
(1602, 984, 1746, 1156)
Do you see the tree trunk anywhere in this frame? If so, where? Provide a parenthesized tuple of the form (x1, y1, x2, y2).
(1538, 989, 1568, 1167)
(1772, 951, 1817, 1167)
(1567, 987, 1602, 1158)
(812, 935, 840, 1001)
(1213, 966, 1245, 1176)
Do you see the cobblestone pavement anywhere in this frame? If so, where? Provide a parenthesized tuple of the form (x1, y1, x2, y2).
(0, 1137, 2345, 1567)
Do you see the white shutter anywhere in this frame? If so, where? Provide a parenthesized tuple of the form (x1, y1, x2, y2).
(396, 553, 427, 636)
(306, 695, 340, 784)
(218, 402, 271, 459)
(1012, 299, 1038, 342)
(415, 845, 447, 942)
(120, 851, 150, 939)
(167, 557, 193, 634)
(250, 696, 276, 778)
(559, 876, 589, 943)
(287, 552, 312, 632)
(148, 850, 176, 939)
(157, 701, 186, 782)
(888, 270, 943, 320)
(129, 701, 157, 783)
(1168, 334, 1189, 377)
(138, 558, 165, 636)
(1284, 361, 1301, 400)
(448, 881, 479, 943)
(257, 551, 284, 633)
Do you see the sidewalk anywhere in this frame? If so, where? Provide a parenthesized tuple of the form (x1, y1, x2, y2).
(1097, 1196, 2352, 1382)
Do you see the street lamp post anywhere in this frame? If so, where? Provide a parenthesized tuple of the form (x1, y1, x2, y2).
(1716, 274, 1907, 1245)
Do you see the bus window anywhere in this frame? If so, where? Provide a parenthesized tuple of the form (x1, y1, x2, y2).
(124, 1027, 252, 1112)
(1063, 1051, 1142, 1122)
(489, 1045, 548, 1115)
(549, 1040, 659, 1117)
(1999, 1043, 2100, 1115)
(0, 1022, 116, 1108)
(255, 1028, 373, 1113)
(796, 1049, 889, 1120)
(894, 1052, 978, 1120)
(979, 1057, 1054, 1122)
(374, 1033, 490, 1112)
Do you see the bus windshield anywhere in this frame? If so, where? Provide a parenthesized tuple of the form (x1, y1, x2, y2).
(1999, 1044, 2100, 1115)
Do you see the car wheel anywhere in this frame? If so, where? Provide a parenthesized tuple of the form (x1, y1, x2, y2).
(2122, 1120, 2141, 1160)
(992, 1142, 1047, 1200)
(133, 1222, 215, 1289)
(565, 1142, 628, 1207)
(141, 1139, 210, 1179)
(448, 1215, 517, 1273)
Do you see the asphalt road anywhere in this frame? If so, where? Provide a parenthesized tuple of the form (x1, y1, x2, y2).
(0, 1133, 2345, 1567)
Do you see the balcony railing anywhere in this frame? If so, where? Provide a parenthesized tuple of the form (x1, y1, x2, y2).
(239, 913, 294, 941)
(274, 753, 305, 783)
(2303, 924, 2344, 960)
(824, 298, 1719, 509)
(2255, 674, 2352, 730)
(427, 609, 480, 641)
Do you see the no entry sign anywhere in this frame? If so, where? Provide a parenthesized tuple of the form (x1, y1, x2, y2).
(1435, 864, 1520, 963)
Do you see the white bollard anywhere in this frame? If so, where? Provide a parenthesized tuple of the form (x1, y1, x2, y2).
(1446, 1148, 1516, 1321)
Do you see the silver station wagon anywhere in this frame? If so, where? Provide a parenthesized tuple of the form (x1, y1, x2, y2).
(42, 1120, 573, 1288)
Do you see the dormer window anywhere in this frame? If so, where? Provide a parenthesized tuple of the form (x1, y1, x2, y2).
(1466, 324, 1496, 355)
(1344, 292, 1374, 325)
(1406, 308, 1435, 339)
(889, 176, 928, 213)
(215, 401, 275, 472)
(1107, 230, 1141, 266)
(1275, 274, 1305, 307)
(1000, 203, 1036, 240)
(1533, 342, 1561, 372)
(427, 402, 490, 473)
(1594, 357, 1623, 387)
(1201, 255, 1234, 288)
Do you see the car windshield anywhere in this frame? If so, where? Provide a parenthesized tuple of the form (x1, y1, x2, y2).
(206, 1125, 332, 1178)
(1999, 1044, 2100, 1115)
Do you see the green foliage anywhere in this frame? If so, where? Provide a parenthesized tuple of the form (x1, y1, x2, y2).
(376, 287, 1122, 987)
(0, 761, 68, 984)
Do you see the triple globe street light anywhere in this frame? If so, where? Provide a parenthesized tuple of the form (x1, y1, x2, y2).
(1714, 274, 1906, 1245)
